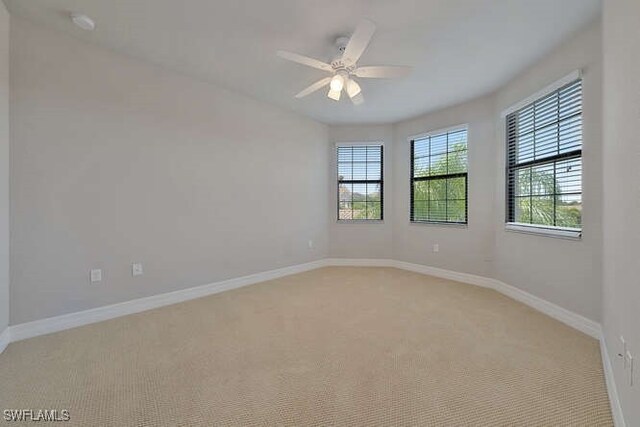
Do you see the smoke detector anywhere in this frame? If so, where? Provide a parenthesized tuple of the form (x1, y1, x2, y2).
(70, 13, 95, 31)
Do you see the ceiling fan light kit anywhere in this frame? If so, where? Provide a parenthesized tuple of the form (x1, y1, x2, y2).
(329, 72, 346, 92)
(346, 79, 361, 98)
(327, 88, 342, 101)
(277, 19, 412, 105)
(349, 92, 364, 106)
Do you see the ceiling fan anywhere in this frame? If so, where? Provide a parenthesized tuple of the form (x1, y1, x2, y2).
(277, 19, 411, 105)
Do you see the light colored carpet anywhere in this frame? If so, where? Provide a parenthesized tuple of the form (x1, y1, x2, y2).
(0, 267, 612, 426)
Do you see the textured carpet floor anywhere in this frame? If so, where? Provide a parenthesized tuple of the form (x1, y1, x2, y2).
(0, 267, 612, 426)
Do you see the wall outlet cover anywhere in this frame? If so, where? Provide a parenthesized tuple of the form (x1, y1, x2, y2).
(620, 336, 627, 369)
(90, 269, 102, 283)
(627, 351, 634, 386)
(132, 263, 143, 276)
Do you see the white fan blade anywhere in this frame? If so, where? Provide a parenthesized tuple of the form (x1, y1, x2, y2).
(342, 19, 376, 65)
(295, 77, 332, 98)
(277, 50, 333, 72)
(353, 66, 412, 79)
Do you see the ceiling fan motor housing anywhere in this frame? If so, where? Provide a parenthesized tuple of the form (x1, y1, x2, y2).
(335, 36, 350, 52)
(331, 36, 356, 71)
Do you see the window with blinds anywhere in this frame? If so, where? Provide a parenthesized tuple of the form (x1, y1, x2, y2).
(506, 79, 582, 231)
(410, 128, 468, 224)
(337, 145, 383, 221)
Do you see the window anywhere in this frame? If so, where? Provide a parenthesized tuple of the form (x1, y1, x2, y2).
(337, 145, 383, 221)
(410, 128, 468, 224)
(506, 79, 582, 234)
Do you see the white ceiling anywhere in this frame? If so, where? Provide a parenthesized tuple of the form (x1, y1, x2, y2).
(4, 0, 601, 124)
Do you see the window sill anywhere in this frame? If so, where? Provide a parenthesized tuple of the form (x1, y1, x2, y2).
(410, 221, 468, 229)
(505, 223, 582, 240)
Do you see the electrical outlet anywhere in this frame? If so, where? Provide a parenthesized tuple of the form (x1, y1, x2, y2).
(433, 244, 439, 253)
(308, 240, 314, 249)
(90, 269, 102, 283)
(627, 351, 634, 386)
(619, 336, 628, 369)
(132, 263, 143, 277)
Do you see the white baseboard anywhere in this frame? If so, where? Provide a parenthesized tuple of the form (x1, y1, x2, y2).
(325, 258, 395, 268)
(328, 258, 600, 339)
(0, 327, 9, 354)
(600, 336, 626, 427)
(393, 260, 497, 288)
(7, 259, 330, 344)
(1, 258, 599, 342)
(487, 279, 601, 339)
(407, 261, 599, 338)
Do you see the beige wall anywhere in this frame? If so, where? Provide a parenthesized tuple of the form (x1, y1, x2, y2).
(493, 21, 603, 321)
(329, 124, 394, 259)
(329, 20, 602, 321)
(0, 4, 8, 333)
(602, 1, 640, 425)
(9, 18, 329, 324)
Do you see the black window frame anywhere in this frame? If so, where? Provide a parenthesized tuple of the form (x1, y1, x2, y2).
(410, 127, 469, 225)
(505, 78, 583, 233)
(337, 144, 384, 221)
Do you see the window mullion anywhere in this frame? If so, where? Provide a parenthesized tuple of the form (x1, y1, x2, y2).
(553, 162, 557, 226)
(445, 132, 449, 221)
(428, 136, 431, 220)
